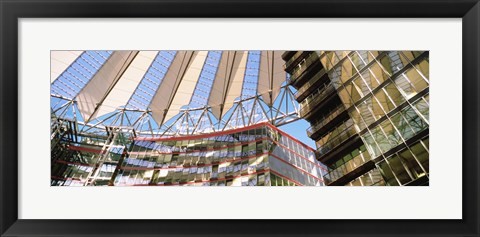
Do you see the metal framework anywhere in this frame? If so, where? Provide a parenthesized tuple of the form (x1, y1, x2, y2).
(51, 84, 301, 138)
(50, 50, 302, 139)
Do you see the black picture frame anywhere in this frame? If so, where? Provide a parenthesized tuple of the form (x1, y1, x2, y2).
(1, 0, 479, 236)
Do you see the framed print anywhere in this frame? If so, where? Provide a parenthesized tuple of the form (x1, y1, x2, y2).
(1, 0, 479, 236)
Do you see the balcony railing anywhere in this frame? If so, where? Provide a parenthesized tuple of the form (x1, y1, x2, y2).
(294, 67, 327, 100)
(290, 52, 320, 81)
(298, 83, 335, 117)
(306, 104, 346, 137)
(348, 168, 384, 186)
(316, 122, 358, 157)
(323, 149, 371, 184)
(284, 51, 306, 70)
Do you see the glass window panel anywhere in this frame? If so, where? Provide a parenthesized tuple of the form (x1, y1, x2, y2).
(387, 155, 412, 185)
(163, 154, 172, 163)
(369, 62, 389, 85)
(414, 96, 429, 122)
(349, 52, 366, 71)
(384, 82, 405, 107)
(326, 52, 340, 69)
(414, 58, 429, 80)
(422, 137, 429, 151)
(413, 51, 424, 58)
(400, 51, 415, 64)
(398, 148, 425, 179)
(378, 160, 399, 186)
(371, 126, 392, 153)
(380, 119, 402, 147)
(351, 178, 362, 186)
(410, 141, 429, 173)
(374, 88, 396, 113)
(353, 77, 370, 98)
(350, 108, 366, 131)
(360, 175, 371, 186)
(327, 66, 343, 87)
(378, 54, 394, 76)
(369, 51, 380, 60)
(362, 131, 381, 158)
(386, 51, 407, 74)
(404, 67, 428, 93)
(394, 73, 417, 99)
(340, 58, 356, 83)
(360, 50, 372, 63)
(345, 82, 362, 103)
(391, 112, 415, 141)
(402, 106, 428, 135)
(338, 88, 354, 108)
(371, 96, 386, 120)
(357, 101, 375, 128)
(362, 68, 381, 91)
(321, 53, 334, 71)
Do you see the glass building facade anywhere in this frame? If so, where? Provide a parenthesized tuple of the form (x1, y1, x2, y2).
(51, 122, 327, 186)
(283, 51, 429, 186)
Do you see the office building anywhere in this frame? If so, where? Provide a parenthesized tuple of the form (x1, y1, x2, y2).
(51, 122, 326, 186)
(283, 51, 429, 186)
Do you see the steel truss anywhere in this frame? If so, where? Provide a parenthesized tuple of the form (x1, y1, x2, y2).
(51, 84, 302, 138)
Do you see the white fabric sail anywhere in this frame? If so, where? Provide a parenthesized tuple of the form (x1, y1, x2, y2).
(76, 51, 138, 122)
(223, 51, 249, 116)
(207, 51, 248, 119)
(257, 51, 286, 106)
(149, 51, 196, 126)
(163, 51, 209, 122)
(57, 50, 290, 128)
(51, 51, 84, 83)
(91, 51, 158, 119)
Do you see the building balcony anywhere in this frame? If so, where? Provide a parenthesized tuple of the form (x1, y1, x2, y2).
(281, 51, 297, 61)
(284, 51, 310, 72)
(298, 83, 336, 119)
(294, 67, 328, 102)
(306, 104, 347, 140)
(289, 52, 320, 83)
(340, 167, 384, 186)
(323, 149, 372, 185)
(315, 123, 360, 162)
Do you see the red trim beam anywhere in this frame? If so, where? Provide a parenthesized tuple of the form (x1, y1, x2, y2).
(134, 122, 315, 152)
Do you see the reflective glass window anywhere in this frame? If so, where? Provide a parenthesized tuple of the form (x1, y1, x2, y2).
(340, 57, 356, 83)
(378, 160, 399, 186)
(387, 155, 412, 185)
(362, 131, 381, 158)
(374, 87, 396, 113)
(404, 67, 428, 93)
(349, 52, 366, 71)
(410, 140, 429, 173)
(414, 95, 429, 122)
(398, 148, 425, 179)
(390, 112, 415, 141)
(338, 87, 354, 107)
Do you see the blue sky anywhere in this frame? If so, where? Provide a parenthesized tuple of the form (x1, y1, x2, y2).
(278, 119, 316, 149)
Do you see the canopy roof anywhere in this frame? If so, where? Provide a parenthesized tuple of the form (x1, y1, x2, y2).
(50, 50, 300, 137)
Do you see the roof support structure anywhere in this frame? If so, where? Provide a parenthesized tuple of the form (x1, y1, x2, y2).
(207, 51, 249, 119)
(149, 51, 195, 126)
(257, 51, 286, 106)
(91, 51, 158, 119)
(76, 51, 139, 123)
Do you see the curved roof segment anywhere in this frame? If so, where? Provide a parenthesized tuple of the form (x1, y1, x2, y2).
(51, 50, 299, 137)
